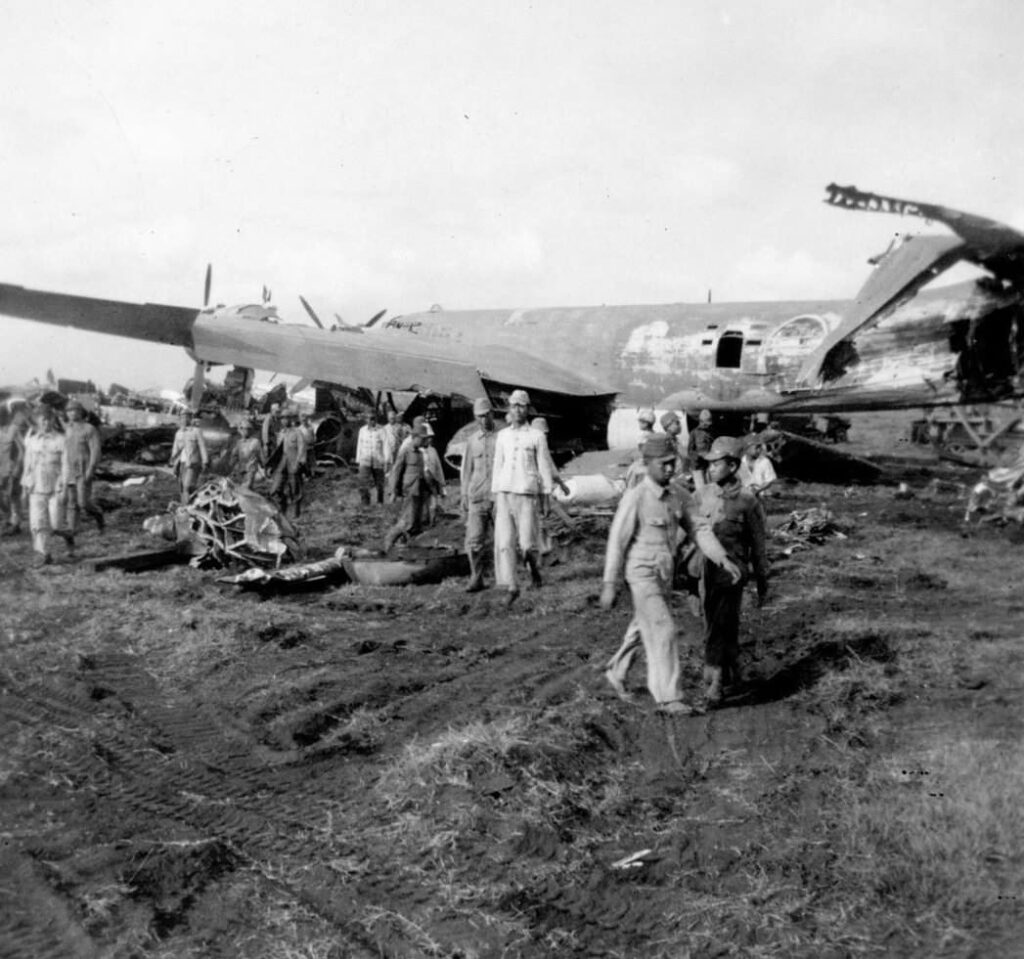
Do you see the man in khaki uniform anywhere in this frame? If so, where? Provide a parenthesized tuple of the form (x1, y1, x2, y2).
(171, 411, 209, 504)
(22, 406, 74, 565)
(601, 434, 740, 713)
(490, 389, 555, 607)
(460, 397, 497, 592)
(231, 420, 264, 489)
(62, 400, 105, 534)
(271, 408, 308, 518)
(384, 423, 439, 552)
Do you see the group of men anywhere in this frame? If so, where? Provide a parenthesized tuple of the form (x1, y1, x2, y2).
(457, 389, 569, 606)
(171, 406, 314, 516)
(603, 408, 772, 713)
(0, 400, 105, 566)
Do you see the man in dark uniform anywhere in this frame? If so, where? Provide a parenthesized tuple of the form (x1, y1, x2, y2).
(695, 436, 769, 706)
(687, 408, 715, 489)
(271, 408, 308, 518)
(460, 397, 497, 592)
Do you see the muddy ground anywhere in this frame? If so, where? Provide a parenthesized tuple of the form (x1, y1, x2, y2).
(2, 417, 1023, 958)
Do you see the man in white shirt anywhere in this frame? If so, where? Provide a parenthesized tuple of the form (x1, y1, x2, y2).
(490, 389, 555, 607)
(355, 411, 386, 506)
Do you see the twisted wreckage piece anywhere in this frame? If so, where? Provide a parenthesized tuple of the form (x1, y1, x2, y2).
(144, 477, 299, 569)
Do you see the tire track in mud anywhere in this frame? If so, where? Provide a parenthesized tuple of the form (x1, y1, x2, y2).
(3, 608, 705, 958)
(1, 662, 487, 958)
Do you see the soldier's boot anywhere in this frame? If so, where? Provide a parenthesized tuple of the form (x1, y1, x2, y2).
(88, 504, 105, 532)
(525, 549, 543, 588)
(54, 529, 76, 558)
(466, 548, 487, 593)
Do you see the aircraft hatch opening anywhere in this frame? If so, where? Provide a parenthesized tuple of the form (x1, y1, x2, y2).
(715, 331, 744, 368)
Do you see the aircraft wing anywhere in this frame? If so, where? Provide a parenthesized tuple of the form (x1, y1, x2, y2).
(0, 284, 198, 348)
(795, 233, 966, 386)
(0, 282, 610, 401)
(192, 311, 608, 398)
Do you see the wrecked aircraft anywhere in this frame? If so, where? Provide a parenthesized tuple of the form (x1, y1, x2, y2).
(4, 185, 1024, 465)
(143, 477, 299, 569)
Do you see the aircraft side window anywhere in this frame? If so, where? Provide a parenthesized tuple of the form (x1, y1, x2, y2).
(715, 331, 744, 369)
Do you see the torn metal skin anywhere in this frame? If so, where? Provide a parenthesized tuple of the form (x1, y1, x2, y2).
(145, 477, 300, 569)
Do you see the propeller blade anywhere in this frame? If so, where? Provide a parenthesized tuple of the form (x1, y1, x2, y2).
(203, 264, 212, 308)
(290, 377, 312, 396)
(365, 309, 388, 328)
(299, 295, 325, 329)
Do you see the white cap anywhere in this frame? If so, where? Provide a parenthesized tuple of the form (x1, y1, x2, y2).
(509, 389, 530, 406)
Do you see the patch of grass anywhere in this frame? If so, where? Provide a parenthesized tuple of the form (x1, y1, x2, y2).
(835, 738, 1024, 929)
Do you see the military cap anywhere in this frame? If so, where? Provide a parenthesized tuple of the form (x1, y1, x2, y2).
(660, 410, 679, 429)
(641, 434, 676, 459)
(509, 389, 531, 407)
(411, 423, 430, 438)
(473, 397, 492, 415)
(704, 436, 742, 462)
(698, 408, 713, 424)
(637, 408, 656, 425)
(531, 416, 549, 433)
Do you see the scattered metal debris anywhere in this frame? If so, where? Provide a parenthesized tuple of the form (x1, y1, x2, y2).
(217, 553, 349, 590)
(964, 447, 1024, 523)
(144, 477, 300, 569)
(773, 507, 851, 555)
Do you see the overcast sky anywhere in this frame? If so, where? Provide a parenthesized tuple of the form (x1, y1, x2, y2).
(3, 0, 1023, 392)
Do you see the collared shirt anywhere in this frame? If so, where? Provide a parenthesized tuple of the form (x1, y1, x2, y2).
(745, 455, 777, 491)
(461, 426, 497, 504)
(233, 436, 263, 471)
(694, 480, 768, 580)
(276, 427, 308, 472)
(491, 424, 554, 496)
(603, 475, 727, 584)
(390, 444, 430, 498)
(171, 426, 208, 468)
(22, 430, 65, 495)
(63, 421, 102, 481)
(356, 425, 385, 468)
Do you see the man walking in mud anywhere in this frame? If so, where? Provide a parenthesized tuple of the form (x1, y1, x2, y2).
(21, 406, 74, 565)
(383, 423, 439, 552)
(62, 400, 105, 535)
(355, 410, 386, 506)
(490, 389, 555, 607)
(271, 408, 308, 518)
(461, 397, 497, 592)
(171, 411, 209, 505)
(600, 434, 739, 714)
(695, 436, 769, 706)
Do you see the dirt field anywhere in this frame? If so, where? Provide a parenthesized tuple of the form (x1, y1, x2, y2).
(2, 421, 1023, 958)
